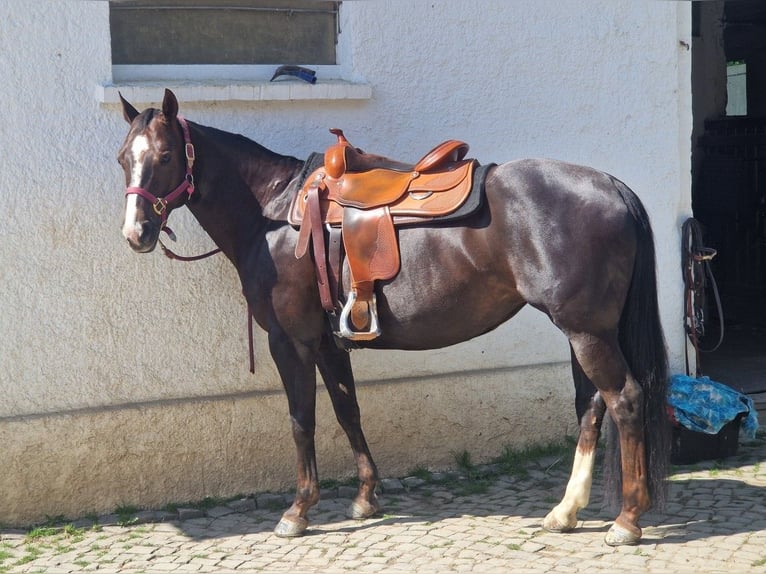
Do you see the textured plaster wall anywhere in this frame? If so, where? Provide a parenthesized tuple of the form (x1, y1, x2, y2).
(0, 0, 691, 524)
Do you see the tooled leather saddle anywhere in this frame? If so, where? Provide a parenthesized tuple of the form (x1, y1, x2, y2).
(288, 129, 478, 341)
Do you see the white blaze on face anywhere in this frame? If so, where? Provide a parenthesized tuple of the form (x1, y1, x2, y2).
(122, 135, 150, 242)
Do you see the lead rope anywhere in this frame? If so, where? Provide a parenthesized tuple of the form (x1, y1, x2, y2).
(159, 227, 221, 262)
(159, 227, 255, 374)
(682, 217, 724, 375)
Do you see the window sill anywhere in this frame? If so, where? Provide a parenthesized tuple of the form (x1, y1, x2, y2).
(97, 79, 372, 105)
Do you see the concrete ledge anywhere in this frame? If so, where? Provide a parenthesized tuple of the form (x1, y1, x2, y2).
(97, 80, 372, 105)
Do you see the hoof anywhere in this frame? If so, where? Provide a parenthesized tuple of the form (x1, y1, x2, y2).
(605, 523, 641, 546)
(348, 496, 381, 520)
(274, 516, 308, 538)
(542, 510, 577, 533)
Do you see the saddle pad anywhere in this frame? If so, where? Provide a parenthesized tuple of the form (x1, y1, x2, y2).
(288, 159, 492, 227)
(408, 162, 494, 225)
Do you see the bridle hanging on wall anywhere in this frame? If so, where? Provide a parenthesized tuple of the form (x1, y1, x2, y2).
(681, 217, 724, 375)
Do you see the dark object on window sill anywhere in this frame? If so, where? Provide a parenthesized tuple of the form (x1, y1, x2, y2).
(270, 65, 317, 84)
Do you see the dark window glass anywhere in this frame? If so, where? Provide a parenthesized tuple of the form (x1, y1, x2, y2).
(109, 0, 338, 65)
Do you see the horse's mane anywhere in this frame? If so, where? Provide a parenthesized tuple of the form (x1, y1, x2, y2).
(198, 123, 277, 158)
(193, 122, 305, 222)
(137, 108, 279, 161)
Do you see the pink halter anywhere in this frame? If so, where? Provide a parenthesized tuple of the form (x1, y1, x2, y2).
(124, 115, 195, 226)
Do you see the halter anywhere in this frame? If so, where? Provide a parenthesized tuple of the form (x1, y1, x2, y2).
(123, 115, 223, 261)
(124, 115, 196, 227)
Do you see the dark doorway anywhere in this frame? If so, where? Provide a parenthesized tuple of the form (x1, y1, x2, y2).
(692, 0, 766, 411)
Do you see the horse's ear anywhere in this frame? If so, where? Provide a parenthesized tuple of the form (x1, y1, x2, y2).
(161, 89, 179, 122)
(119, 92, 140, 124)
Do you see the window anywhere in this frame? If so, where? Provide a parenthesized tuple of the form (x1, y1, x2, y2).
(726, 60, 747, 116)
(109, 0, 338, 78)
(101, 0, 370, 103)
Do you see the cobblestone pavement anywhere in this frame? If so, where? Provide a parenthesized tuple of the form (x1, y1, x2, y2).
(2, 435, 765, 574)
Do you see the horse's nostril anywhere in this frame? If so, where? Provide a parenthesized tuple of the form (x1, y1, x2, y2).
(123, 225, 140, 246)
(139, 222, 156, 243)
(125, 234, 144, 252)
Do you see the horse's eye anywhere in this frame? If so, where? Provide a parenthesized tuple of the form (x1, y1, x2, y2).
(159, 153, 172, 165)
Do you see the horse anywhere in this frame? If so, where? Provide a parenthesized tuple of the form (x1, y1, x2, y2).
(117, 89, 670, 546)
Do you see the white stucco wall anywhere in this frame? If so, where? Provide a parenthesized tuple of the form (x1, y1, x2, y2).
(0, 0, 691, 525)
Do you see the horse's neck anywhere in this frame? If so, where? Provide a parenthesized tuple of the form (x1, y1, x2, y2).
(187, 124, 303, 262)
(240, 151, 305, 222)
(198, 123, 303, 209)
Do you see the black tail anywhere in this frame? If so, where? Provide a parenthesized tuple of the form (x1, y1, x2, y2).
(604, 179, 671, 511)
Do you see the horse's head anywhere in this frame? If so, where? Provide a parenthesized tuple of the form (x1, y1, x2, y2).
(118, 89, 195, 253)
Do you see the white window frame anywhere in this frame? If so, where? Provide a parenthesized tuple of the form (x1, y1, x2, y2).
(97, 1, 370, 104)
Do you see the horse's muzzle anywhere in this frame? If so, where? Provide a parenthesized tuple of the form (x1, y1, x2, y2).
(123, 219, 159, 253)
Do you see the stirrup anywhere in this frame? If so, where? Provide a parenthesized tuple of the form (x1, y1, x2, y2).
(339, 291, 381, 341)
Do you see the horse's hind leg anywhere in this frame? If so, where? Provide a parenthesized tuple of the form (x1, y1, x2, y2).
(316, 334, 380, 520)
(570, 347, 599, 426)
(544, 347, 606, 533)
(566, 332, 650, 546)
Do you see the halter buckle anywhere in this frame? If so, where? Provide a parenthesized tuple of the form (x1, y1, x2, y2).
(152, 197, 168, 216)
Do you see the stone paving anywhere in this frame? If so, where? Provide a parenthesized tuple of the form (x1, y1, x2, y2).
(2, 435, 765, 574)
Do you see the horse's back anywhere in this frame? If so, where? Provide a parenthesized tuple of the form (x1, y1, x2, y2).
(489, 158, 636, 221)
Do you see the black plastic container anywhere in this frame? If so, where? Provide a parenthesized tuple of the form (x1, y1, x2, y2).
(671, 413, 744, 465)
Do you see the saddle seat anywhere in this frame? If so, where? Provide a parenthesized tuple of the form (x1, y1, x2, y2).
(289, 129, 476, 341)
(327, 128, 469, 179)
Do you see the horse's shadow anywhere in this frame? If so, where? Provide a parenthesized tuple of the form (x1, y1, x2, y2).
(174, 471, 766, 546)
(173, 436, 766, 544)
(638, 475, 766, 545)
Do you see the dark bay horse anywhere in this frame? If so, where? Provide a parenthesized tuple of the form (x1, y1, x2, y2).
(117, 89, 670, 546)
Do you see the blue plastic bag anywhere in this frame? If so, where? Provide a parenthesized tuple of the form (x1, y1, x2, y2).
(668, 374, 759, 440)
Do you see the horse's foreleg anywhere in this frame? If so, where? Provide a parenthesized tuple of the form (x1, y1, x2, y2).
(316, 335, 380, 520)
(269, 332, 320, 538)
(544, 348, 606, 532)
(567, 333, 649, 546)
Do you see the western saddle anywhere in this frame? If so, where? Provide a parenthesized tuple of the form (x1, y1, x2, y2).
(289, 129, 476, 341)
